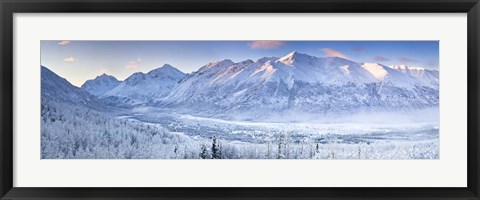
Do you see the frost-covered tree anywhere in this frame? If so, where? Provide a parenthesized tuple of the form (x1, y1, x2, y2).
(40, 99, 439, 160)
(199, 144, 208, 159)
(217, 141, 223, 159)
(276, 132, 286, 159)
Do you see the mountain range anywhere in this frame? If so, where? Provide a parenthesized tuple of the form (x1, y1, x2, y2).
(41, 66, 103, 109)
(42, 51, 439, 118)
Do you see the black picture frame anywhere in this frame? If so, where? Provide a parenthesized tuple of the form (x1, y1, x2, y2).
(1, 0, 479, 199)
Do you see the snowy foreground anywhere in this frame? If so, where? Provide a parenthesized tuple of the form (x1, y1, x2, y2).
(41, 101, 439, 159)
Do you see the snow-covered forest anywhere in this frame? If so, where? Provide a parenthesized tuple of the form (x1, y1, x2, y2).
(41, 100, 438, 159)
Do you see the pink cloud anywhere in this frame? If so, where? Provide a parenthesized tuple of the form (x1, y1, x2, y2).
(58, 40, 70, 46)
(373, 56, 390, 62)
(397, 56, 418, 63)
(126, 58, 141, 69)
(63, 57, 75, 62)
(321, 48, 349, 59)
(249, 41, 284, 49)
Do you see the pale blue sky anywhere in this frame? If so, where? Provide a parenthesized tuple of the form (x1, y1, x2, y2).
(41, 41, 439, 87)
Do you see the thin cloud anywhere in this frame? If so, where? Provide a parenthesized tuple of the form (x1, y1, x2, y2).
(63, 57, 75, 62)
(126, 58, 141, 70)
(397, 56, 418, 63)
(373, 56, 390, 62)
(249, 41, 284, 49)
(58, 40, 71, 46)
(321, 48, 349, 59)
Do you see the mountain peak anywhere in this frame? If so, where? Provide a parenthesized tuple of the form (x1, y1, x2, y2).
(285, 51, 298, 56)
(278, 51, 312, 64)
(256, 56, 279, 64)
(147, 64, 185, 78)
(204, 59, 235, 68)
(81, 72, 121, 96)
(160, 64, 175, 69)
(197, 59, 236, 73)
(280, 51, 300, 59)
(95, 73, 119, 81)
(149, 64, 175, 72)
(105, 64, 187, 100)
(240, 59, 254, 65)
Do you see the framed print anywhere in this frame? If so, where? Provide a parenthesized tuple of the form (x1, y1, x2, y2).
(1, 0, 479, 199)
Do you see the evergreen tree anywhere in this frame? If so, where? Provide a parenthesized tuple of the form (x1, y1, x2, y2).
(200, 144, 208, 159)
(174, 145, 178, 157)
(211, 136, 220, 159)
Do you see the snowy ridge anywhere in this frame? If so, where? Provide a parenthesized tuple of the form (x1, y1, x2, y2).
(361, 63, 389, 80)
(389, 65, 439, 88)
(102, 64, 186, 104)
(360, 63, 427, 88)
(81, 73, 121, 96)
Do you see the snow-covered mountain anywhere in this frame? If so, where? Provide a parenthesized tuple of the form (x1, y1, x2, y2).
(44, 52, 439, 118)
(102, 64, 186, 104)
(81, 73, 121, 96)
(162, 52, 439, 117)
(41, 66, 104, 109)
(361, 63, 435, 89)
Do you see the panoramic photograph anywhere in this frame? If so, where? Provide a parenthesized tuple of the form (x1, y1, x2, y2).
(40, 41, 439, 159)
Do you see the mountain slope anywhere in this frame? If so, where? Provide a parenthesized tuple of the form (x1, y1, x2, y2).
(41, 66, 104, 109)
(46, 51, 439, 119)
(81, 73, 121, 96)
(103, 64, 186, 104)
(389, 65, 439, 89)
(162, 52, 439, 118)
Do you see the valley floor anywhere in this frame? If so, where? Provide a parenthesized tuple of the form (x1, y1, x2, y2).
(41, 101, 439, 159)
